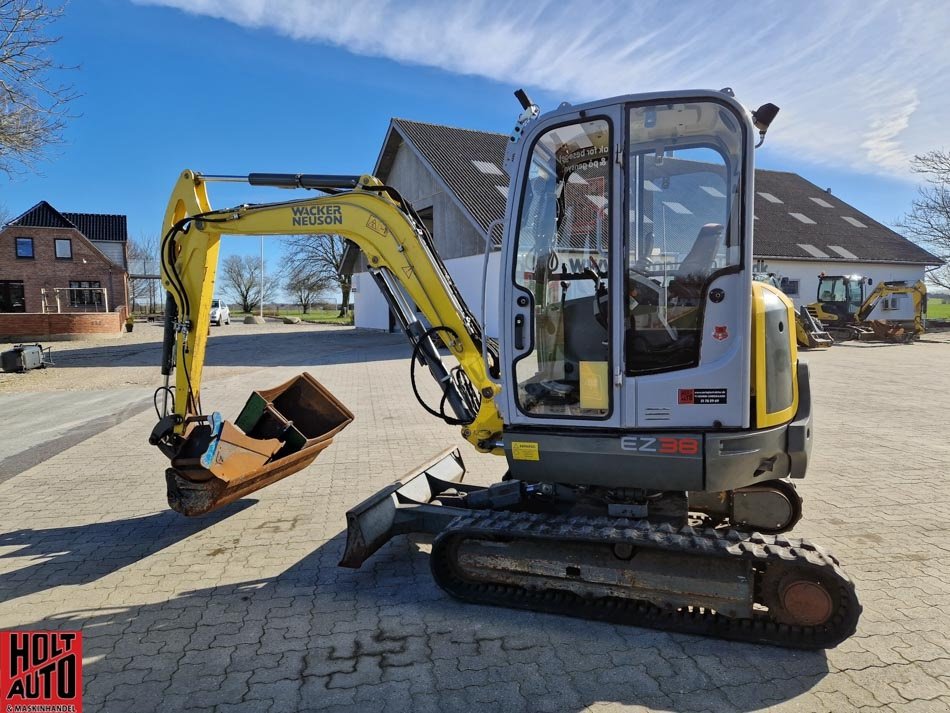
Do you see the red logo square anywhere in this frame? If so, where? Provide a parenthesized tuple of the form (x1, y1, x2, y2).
(0, 631, 82, 712)
(678, 389, 695, 405)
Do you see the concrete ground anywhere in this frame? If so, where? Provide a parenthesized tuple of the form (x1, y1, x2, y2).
(1, 323, 949, 713)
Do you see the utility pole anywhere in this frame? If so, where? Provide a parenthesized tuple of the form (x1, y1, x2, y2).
(260, 235, 265, 319)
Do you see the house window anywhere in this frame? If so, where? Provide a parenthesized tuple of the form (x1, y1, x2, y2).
(0, 281, 26, 312)
(15, 237, 34, 259)
(55, 238, 72, 259)
(69, 280, 102, 307)
(780, 278, 800, 296)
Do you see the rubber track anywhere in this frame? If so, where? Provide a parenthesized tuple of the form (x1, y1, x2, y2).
(430, 511, 861, 649)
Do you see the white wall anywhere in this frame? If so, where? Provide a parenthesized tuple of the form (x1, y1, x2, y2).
(758, 259, 926, 308)
(352, 271, 391, 330)
(353, 251, 501, 338)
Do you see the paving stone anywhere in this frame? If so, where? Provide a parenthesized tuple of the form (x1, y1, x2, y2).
(1, 327, 949, 712)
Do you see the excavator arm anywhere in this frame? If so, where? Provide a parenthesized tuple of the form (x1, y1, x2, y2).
(150, 170, 503, 515)
(856, 279, 927, 335)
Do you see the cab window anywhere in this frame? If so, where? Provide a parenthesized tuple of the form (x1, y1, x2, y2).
(626, 103, 742, 376)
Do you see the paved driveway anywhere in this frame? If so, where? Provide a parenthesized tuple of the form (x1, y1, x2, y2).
(0, 324, 948, 712)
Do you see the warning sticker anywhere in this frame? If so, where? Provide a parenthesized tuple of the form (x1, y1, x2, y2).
(511, 441, 540, 461)
(678, 388, 728, 405)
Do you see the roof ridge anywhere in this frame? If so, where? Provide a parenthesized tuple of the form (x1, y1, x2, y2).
(7, 200, 77, 229)
(393, 117, 508, 138)
(62, 211, 128, 219)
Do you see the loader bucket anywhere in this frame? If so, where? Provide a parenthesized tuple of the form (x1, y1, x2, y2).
(166, 373, 354, 516)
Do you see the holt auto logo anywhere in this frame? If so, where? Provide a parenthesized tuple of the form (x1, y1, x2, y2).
(712, 325, 729, 341)
(1, 631, 82, 712)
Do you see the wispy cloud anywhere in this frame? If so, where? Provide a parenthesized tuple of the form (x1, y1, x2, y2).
(137, 0, 950, 175)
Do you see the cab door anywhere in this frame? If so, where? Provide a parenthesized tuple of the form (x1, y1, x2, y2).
(501, 108, 625, 429)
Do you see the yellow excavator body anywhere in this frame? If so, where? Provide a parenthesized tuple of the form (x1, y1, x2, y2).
(148, 89, 861, 648)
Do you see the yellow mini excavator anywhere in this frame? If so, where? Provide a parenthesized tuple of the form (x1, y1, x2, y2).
(150, 89, 861, 649)
(808, 273, 926, 343)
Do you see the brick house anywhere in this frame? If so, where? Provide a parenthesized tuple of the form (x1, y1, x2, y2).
(0, 201, 130, 339)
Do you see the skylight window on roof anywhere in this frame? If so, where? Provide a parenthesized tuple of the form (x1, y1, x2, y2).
(810, 197, 833, 208)
(841, 216, 867, 228)
(828, 245, 859, 259)
(757, 192, 783, 203)
(472, 160, 503, 176)
(662, 201, 692, 215)
(495, 185, 509, 198)
(789, 212, 816, 224)
(700, 186, 725, 198)
(797, 243, 830, 258)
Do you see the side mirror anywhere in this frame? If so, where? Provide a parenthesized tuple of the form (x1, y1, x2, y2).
(751, 103, 780, 147)
(751, 103, 780, 132)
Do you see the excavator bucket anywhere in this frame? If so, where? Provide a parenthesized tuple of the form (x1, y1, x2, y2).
(165, 373, 354, 516)
(866, 320, 916, 343)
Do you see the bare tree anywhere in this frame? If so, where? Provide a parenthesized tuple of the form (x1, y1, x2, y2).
(283, 265, 332, 314)
(0, 1, 78, 175)
(220, 254, 273, 313)
(283, 235, 352, 316)
(128, 234, 160, 313)
(0, 202, 9, 225)
(899, 150, 950, 289)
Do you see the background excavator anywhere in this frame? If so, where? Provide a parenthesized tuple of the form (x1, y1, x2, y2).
(808, 273, 926, 343)
(149, 88, 861, 649)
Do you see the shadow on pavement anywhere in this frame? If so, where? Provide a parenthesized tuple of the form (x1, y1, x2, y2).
(51, 327, 408, 369)
(15, 524, 829, 713)
(0, 500, 256, 603)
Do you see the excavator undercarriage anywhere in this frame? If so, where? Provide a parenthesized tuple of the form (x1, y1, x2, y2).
(340, 447, 858, 648)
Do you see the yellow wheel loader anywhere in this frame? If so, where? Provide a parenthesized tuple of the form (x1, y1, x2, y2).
(149, 89, 860, 649)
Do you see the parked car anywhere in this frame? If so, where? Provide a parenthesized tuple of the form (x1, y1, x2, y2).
(210, 299, 230, 326)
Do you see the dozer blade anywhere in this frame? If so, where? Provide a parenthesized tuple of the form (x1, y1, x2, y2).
(165, 373, 354, 516)
(340, 448, 470, 568)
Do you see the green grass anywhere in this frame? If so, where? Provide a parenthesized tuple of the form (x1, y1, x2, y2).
(927, 301, 950, 319)
(298, 309, 353, 325)
(235, 309, 353, 325)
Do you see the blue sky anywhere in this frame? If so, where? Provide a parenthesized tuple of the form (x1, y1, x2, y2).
(3, 0, 947, 284)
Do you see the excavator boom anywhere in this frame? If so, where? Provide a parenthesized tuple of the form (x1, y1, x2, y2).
(150, 171, 503, 515)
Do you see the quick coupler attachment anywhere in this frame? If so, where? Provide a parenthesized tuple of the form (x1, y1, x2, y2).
(339, 448, 471, 568)
(164, 373, 354, 516)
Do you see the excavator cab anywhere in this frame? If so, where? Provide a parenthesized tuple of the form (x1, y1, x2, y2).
(811, 274, 868, 324)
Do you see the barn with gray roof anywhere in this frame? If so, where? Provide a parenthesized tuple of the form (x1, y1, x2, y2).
(352, 118, 941, 335)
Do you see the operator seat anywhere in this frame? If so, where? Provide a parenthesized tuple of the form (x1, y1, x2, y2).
(668, 223, 724, 301)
